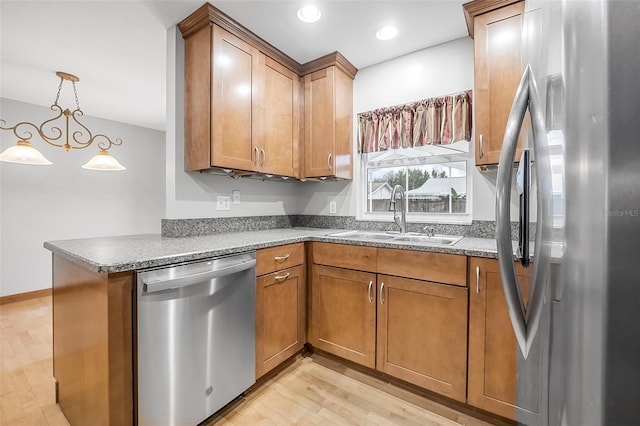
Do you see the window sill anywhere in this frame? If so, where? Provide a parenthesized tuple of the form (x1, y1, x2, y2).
(356, 212, 473, 226)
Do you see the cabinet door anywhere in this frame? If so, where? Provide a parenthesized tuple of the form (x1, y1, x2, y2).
(258, 57, 300, 177)
(309, 264, 376, 368)
(468, 257, 547, 421)
(333, 67, 353, 179)
(474, 2, 525, 167)
(376, 275, 468, 402)
(211, 25, 260, 171)
(303, 66, 353, 179)
(255, 265, 305, 379)
(304, 67, 335, 177)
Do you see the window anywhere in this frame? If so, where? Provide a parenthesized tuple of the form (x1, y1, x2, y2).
(356, 90, 473, 223)
(360, 141, 471, 222)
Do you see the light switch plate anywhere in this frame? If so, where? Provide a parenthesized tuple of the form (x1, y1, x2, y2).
(329, 201, 337, 214)
(217, 195, 231, 210)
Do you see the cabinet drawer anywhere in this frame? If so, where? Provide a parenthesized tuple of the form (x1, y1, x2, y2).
(377, 248, 467, 286)
(312, 242, 377, 271)
(256, 243, 304, 276)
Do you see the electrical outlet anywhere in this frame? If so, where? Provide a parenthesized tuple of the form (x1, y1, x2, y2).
(329, 201, 337, 214)
(232, 190, 241, 204)
(216, 195, 231, 211)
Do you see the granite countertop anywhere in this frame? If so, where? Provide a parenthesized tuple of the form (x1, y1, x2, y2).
(44, 227, 511, 274)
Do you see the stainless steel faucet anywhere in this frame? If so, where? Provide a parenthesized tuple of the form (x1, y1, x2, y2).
(389, 184, 406, 233)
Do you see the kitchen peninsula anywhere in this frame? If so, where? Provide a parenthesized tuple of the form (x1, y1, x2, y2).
(45, 224, 524, 425)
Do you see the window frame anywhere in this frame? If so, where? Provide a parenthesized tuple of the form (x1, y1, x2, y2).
(355, 145, 473, 225)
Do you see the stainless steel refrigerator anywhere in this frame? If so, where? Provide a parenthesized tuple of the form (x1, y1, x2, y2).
(495, 0, 640, 425)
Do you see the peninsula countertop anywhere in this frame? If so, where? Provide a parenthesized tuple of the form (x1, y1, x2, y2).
(44, 227, 511, 273)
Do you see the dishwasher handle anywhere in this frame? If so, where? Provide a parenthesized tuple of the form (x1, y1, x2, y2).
(142, 258, 256, 293)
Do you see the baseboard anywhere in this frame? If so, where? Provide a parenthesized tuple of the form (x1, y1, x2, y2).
(0, 288, 52, 305)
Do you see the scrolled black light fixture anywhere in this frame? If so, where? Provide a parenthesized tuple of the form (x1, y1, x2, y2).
(0, 71, 126, 171)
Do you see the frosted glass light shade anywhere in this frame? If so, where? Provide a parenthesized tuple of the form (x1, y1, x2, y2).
(81, 150, 126, 171)
(0, 140, 52, 165)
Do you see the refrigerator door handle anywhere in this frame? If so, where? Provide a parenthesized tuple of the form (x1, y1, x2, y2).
(496, 65, 552, 359)
(517, 149, 531, 267)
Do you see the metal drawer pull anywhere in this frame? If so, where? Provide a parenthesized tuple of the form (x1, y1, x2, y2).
(367, 280, 373, 303)
(379, 282, 385, 305)
(274, 273, 290, 281)
(479, 134, 485, 158)
(260, 148, 265, 167)
(274, 254, 290, 262)
(476, 266, 480, 293)
(254, 146, 259, 166)
(327, 153, 333, 170)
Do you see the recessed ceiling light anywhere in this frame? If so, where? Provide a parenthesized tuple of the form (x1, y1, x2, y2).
(376, 26, 398, 40)
(297, 5, 321, 23)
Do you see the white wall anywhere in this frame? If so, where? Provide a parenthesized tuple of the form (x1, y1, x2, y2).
(0, 98, 165, 297)
(165, 26, 300, 219)
(297, 37, 519, 221)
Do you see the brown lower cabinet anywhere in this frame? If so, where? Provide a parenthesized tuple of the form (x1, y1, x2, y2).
(52, 255, 133, 426)
(255, 243, 306, 379)
(376, 274, 468, 402)
(255, 265, 306, 379)
(468, 256, 547, 421)
(308, 264, 377, 368)
(309, 243, 469, 402)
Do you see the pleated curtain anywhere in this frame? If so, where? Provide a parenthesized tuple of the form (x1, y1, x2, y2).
(358, 90, 472, 154)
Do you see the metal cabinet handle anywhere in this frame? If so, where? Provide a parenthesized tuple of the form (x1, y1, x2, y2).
(260, 148, 265, 167)
(476, 266, 480, 294)
(254, 146, 259, 166)
(274, 272, 290, 281)
(274, 254, 290, 262)
(479, 134, 485, 158)
(379, 282, 385, 305)
(327, 153, 333, 170)
(367, 280, 373, 303)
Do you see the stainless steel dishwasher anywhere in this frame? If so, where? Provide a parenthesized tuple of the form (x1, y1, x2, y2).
(136, 252, 256, 426)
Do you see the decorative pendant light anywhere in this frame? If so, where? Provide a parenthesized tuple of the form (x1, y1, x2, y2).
(0, 140, 52, 165)
(0, 71, 126, 171)
(81, 150, 126, 171)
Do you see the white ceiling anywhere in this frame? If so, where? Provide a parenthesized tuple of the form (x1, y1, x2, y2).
(0, 1, 469, 132)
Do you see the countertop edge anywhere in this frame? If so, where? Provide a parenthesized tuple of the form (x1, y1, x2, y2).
(44, 230, 507, 273)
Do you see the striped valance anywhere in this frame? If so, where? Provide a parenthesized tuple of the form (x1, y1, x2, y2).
(357, 90, 472, 154)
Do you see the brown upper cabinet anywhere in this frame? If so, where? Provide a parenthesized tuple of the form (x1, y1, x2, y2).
(303, 62, 354, 179)
(178, 3, 356, 179)
(464, 0, 525, 168)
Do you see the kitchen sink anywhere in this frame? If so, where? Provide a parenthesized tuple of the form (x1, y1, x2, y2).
(326, 230, 462, 245)
(327, 230, 397, 240)
(392, 235, 463, 245)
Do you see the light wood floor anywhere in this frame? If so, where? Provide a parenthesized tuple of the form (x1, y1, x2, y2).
(1, 296, 496, 426)
(0, 296, 68, 425)
(205, 355, 496, 426)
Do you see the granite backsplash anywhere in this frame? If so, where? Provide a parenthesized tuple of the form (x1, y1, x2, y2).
(162, 215, 524, 240)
